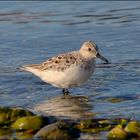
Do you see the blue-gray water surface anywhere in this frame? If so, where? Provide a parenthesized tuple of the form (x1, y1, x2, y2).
(0, 1, 140, 124)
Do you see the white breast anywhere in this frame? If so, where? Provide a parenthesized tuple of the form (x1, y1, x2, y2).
(39, 62, 95, 88)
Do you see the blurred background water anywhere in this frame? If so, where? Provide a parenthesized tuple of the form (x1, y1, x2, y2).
(0, 1, 140, 122)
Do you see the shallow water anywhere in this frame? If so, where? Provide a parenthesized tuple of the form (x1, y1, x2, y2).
(0, 1, 140, 124)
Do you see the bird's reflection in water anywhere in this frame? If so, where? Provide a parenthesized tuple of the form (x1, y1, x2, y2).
(34, 94, 95, 120)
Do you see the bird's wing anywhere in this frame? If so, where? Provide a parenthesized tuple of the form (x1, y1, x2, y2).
(21, 52, 78, 72)
(40, 52, 77, 71)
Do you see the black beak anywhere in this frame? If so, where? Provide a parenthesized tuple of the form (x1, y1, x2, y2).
(97, 52, 109, 64)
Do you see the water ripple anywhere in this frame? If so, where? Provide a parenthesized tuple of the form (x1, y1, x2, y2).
(0, 2, 140, 121)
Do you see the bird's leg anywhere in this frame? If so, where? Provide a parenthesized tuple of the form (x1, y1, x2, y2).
(62, 88, 69, 95)
(65, 88, 69, 95)
(62, 88, 65, 94)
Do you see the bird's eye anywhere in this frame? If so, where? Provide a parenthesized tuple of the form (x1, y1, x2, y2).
(88, 48, 91, 51)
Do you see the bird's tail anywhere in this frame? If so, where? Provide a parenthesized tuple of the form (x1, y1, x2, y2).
(17, 64, 41, 74)
(17, 65, 29, 71)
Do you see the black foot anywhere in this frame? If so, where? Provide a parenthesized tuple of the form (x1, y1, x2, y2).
(62, 88, 69, 95)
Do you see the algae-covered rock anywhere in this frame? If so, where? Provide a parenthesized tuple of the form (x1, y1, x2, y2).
(120, 119, 127, 127)
(34, 121, 80, 140)
(76, 119, 99, 133)
(10, 107, 34, 122)
(79, 119, 95, 129)
(125, 121, 140, 137)
(0, 113, 7, 125)
(76, 119, 112, 133)
(98, 120, 111, 127)
(0, 107, 34, 125)
(107, 125, 128, 140)
(0, 128, 12, 137)
(15, 131, 33, 139)
(12, 116, 49, 131)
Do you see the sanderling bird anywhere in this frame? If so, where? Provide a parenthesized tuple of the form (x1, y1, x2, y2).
(19, 40, 109, 94)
